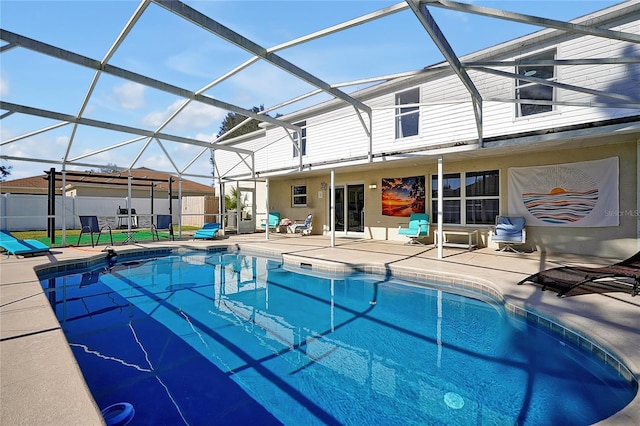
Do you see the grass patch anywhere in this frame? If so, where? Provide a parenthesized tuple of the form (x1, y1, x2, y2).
(11, 227, 199, 248)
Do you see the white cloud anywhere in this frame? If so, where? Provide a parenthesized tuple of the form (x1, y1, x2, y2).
(226, 65, 311, 108)
(195, 131, 218, 142)
(113, 82, 146, 110)
(142, 99, 227, 131)
(2, 134, 69, 179)
(0, 75, 8, 97)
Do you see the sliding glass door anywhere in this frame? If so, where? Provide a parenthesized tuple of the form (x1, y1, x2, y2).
(332, 184, 364, 235)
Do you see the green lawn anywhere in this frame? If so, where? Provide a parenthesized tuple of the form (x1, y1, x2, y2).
(11, 227, 199, 248)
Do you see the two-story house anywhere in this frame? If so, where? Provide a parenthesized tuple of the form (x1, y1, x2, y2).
(211, 2, 639, 258)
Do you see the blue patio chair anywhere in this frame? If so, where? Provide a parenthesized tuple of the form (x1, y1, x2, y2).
(397, 213, 430, 245)
(152, 214, 174, 241)
(293, 214, 313, 236)
(489, 216, 526, 253)
(194, 223, 220, 240)
(0, 229, 51, 258)
(78, 216, 113, 248)
(260, 212, 280, 233)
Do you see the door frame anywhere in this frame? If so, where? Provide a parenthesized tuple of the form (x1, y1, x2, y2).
(330, 183, 365, 237)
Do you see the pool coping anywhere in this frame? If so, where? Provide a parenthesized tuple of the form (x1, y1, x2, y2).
(1, 237, 639, 425)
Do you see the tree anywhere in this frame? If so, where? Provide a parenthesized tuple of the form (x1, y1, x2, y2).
(210, 105, 276, 182)
(0, 163, 12, 182)
(225, 186, 246, 211)
(217, 105, 266, 138)
(98, 163, 120, 173)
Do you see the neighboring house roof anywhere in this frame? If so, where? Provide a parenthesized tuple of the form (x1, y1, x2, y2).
(0, 167, 215, 195)
(0, 174, 51, 193)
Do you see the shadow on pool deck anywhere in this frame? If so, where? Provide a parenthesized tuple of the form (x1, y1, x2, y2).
(1, 234, 639, 425)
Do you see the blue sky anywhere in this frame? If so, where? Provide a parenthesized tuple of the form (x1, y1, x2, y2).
(0, 0, 621, 184)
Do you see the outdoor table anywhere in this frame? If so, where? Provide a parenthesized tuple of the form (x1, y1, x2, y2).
(434, 228, 479, 251)
(122, 230, 139, 245)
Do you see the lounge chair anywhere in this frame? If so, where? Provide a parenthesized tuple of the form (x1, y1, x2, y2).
(152, 214, 174, 241)
(78, 216, 113, 248)
(194, 223, 220, 240)
(489, 216, 526, 253)
(518, 251, 640, 297)
(293, 214, 313, 236)
(397, 213, 429, 245)
(260, 212, 280, 233)
(0, 229, 51, 258)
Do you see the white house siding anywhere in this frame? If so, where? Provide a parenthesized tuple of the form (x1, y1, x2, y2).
(307, 109, 371, 162)
(214, 140, 259, 180)
(219, 13, 638, 178)
(211, 7, 639, 258)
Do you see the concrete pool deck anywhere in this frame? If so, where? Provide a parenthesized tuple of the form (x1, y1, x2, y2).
(1, 233, 639, 425)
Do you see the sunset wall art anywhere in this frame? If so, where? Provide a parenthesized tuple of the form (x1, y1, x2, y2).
(381, 176, 425, 217)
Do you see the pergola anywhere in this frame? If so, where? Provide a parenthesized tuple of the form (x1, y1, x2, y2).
(2, 0, 639, 251)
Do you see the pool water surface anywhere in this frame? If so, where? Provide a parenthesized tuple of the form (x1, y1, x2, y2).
(39, 251, 636, 425)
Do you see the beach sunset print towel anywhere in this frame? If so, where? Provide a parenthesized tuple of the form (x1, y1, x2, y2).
(382, 176, 425, 217)
(508, 157, 619, 227)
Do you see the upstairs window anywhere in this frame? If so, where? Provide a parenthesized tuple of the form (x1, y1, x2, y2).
(516, 50, 556, 117)
(293, 121, 307, 157)
(395, 88, 419, 138)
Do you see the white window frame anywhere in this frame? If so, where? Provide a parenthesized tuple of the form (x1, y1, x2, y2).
(293, 121, 307, 157)
(515, 49, 557, 118)
(431, 170, 500, 225)
(292, 185, 307, 207)
(394, 88, 420, 139)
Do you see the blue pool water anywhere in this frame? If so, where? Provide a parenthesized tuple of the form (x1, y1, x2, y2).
(40, 251, 636, 425)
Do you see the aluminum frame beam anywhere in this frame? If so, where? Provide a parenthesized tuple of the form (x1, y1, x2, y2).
(152, 0, 372, 116)
(421, 0, 640, 44)
(0, 101, 253, 155)
(406, 0, 483, 144)
(0, 29, 300, 132)
(476, 67, 640, 105)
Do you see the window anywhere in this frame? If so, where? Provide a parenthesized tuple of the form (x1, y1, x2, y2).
(292, 185, 307, 207)
(395, 88, 419, 138)
(516, 50, 556, 117)
(431, 173, 461, 224)
(293, 121, 306, 157)
(431, 170, 499, 225)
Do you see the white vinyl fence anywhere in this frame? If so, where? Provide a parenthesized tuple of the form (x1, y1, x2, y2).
(0, 193, 193, 231)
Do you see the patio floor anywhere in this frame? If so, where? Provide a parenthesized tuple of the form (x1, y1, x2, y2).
(1, 233, 639, 425)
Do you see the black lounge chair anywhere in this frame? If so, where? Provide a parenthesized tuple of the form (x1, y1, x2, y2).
(152, 214, 174, 241)
(78, 216, 113, 248)
(518, 251, 640, 297)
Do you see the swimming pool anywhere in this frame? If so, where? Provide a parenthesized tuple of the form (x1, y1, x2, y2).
(39, 250, 636, 425)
